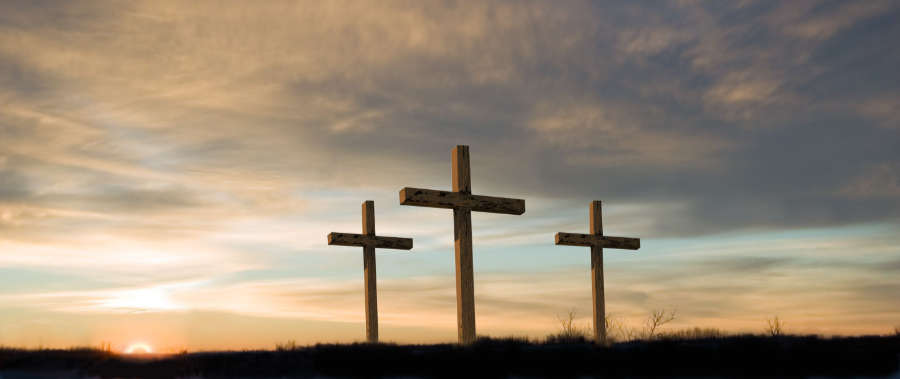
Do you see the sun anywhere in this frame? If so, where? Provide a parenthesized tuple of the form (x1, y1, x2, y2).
(124, 343, 154, 355)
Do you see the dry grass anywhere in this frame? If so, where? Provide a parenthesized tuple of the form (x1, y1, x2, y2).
(766, 315, 785, 337)
(275, 340, 299, 351)
(658, 327, 727, 340)
(545, 309, 591, 343)
(547, 309, 692, 343)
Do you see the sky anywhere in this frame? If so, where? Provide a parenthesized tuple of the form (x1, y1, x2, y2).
(1, 0, 899, 352)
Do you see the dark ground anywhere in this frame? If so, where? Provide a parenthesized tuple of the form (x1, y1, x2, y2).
(1, 335, 899, 378)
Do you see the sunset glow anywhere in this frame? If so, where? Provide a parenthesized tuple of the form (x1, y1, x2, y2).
(0, 1, 898, 351)
(124, 343, 153, 355)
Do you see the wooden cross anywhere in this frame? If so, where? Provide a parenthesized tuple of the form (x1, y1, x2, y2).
(399, 145, 525, 344)
(327, 200, 413, 343)
(555, 201, 640, 344)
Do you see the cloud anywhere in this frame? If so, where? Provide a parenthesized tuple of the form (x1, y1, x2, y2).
(1, 2, 897, 225)
(9, 245, 899, 338)
(840, 163, 900, 198)
(0, 0, 899, 346)
(0, 168, 31, 202)
(775, 1, 895, 40)
(529, 101, 734, 168)
(856, 96, 900, 129)
(698, 256, 794, 274)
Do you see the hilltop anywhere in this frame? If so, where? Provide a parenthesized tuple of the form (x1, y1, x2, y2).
(1, 335, 899, 378)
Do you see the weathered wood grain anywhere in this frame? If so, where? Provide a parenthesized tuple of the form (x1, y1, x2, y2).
(591, 201, 603, 235)
(327, 233, 413, 250)
(362, 200, 378, 343)
(590, 200, 606, 344)
(453, 145, 471, 194)
(453, 146, 476, 344)
(399, 187, 525, 215)
(372, 236, 414, 250)
(591, 245, 605, 343)
(399, 145, 525, 344)
(364, 245, 377, 343)
(326, 200, 415, 344)
(554, 200, 641, 345)
(555, 233, 640, 250)
(327, 232, 370, 247)
(454, 208, 476, 344)
(600, 236, 640, 250)
(554, 232, 595, 247)
(363, 200, 375, 236)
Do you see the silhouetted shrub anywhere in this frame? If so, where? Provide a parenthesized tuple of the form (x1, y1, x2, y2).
(644, 309, 677, 340)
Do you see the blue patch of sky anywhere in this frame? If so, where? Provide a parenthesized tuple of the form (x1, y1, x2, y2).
(0, 268, 116, 294)
(210, 221, 898, 288)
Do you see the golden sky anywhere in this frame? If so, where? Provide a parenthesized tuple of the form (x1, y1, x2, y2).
(1, 1, 899, 352)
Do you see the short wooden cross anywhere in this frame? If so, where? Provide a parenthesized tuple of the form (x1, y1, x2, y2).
(555, 201, 640, 344)
(327, 200, 413, 343)
(399, 145, 525, 344)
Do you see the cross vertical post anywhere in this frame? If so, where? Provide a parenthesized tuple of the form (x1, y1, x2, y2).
(452, 146, 475, 344)
(400, 145, 525, 344)
(555, 200, 640, 344)
(362, 201, 378, 343)
(589, 201, 605, 343)
(327, 201, 414, 343)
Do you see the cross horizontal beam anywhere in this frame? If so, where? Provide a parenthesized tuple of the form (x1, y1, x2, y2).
(399, 187, 525, 215)
(328, 233, 413, 250)
(555, 232, 640, 250)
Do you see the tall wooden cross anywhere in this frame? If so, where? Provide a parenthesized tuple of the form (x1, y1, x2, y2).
(327, 200, 413, 343)
(555, 201, 640, 344)
(399, 145, 525, 344)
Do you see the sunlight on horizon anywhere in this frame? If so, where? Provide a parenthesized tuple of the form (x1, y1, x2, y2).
(124, 342, 153, 355)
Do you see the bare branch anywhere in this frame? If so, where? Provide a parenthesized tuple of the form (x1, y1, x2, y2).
(547, 309, 590, 343)
(645, 309, 677, 339)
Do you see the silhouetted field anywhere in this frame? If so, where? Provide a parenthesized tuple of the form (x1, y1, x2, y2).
(2, 335, 899, 378)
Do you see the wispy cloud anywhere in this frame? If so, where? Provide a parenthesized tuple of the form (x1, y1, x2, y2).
(0, 0, 898, 347)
